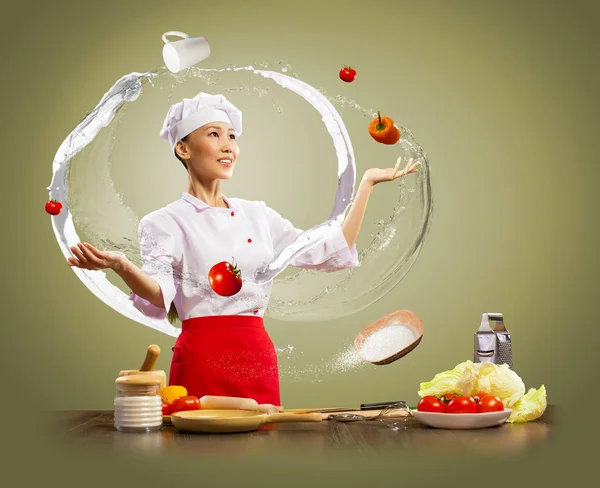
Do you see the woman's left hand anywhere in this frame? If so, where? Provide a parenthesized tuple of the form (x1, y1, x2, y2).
(363, 157, 421, 187)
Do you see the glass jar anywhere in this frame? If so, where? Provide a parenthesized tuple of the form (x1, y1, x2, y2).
(114, 374, 163, 433)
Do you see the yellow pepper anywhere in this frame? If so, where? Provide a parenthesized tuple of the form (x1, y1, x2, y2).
(160, 385, 187, 403)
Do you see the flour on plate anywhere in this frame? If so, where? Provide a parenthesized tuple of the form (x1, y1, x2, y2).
(359, 324, 419, 362)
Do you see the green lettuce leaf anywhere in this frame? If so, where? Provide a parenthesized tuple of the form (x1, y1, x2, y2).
(507, 385, 547, 423)
(471, 363, 525, 407)
(418, 360, 479, 398)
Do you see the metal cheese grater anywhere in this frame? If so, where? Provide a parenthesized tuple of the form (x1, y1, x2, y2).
(474, 313, 513, 368)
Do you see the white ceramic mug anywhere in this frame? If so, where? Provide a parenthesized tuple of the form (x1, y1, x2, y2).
(162, 31, 211, 73)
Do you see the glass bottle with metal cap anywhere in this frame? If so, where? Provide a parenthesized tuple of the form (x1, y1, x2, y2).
(114, 374, 163, 433)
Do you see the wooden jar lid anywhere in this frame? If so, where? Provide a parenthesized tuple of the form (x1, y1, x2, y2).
(115, 374, 161, 395)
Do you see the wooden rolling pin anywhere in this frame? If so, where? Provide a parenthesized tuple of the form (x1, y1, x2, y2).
(199, 396, 282, 414)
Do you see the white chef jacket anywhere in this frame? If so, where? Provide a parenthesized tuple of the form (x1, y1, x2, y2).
(129, 192, 359, 320)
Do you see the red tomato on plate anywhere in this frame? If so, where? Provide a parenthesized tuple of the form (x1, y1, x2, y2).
(339, 65, 357, 82)
(162, 401, 172, 416)
(417, 396, 447, 413)
(477, 395, 504, 413)
(171, 396, 201, 414)
(446, 396, 477, 414)
(208, 259, 243, 296)
(441, 393, 456, 403)
(472, 392, 490, 403)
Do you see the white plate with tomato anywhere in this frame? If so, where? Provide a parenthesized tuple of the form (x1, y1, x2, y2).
(413, 393, 512, 429)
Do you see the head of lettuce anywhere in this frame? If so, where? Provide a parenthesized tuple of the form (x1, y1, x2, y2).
(418, 360, 547, 423)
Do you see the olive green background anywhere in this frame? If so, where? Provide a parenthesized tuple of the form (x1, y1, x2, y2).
(1, 0, 597, 486)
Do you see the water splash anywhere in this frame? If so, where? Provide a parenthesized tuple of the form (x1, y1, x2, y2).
(49, 62, 433, 338)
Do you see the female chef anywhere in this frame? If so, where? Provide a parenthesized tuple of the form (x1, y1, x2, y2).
(67, 92, 420, 406)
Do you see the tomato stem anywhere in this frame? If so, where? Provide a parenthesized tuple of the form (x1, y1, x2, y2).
(376, 111, 385, 131)
(231, 256, 241, 277)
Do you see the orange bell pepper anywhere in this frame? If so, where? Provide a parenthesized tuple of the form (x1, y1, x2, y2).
(160, 385, 187, 403)
(368, 111, 401, 145)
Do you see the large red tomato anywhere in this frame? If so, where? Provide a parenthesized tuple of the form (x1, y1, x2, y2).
(208, 258, 243, 296)
(417, 396, 447, 413)
(446, 396, 478, 414)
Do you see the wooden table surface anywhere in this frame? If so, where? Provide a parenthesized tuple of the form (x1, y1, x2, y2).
(47, 407, 554, 456)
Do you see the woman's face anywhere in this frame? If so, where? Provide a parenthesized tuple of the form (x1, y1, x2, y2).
(176, 121, 239, 180)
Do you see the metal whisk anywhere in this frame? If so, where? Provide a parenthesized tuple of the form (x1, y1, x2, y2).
(327, 401, 413, 430)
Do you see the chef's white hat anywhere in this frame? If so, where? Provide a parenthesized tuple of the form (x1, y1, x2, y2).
(160, 92, 242, 151)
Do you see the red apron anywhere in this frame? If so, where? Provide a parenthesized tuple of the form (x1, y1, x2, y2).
(169, 315, 280, 406)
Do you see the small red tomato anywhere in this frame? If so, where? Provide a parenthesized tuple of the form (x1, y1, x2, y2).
(417, 396, 447, 413)
(339, 65, 357, 83)
(472, 392, 490, 404)
(171, 396, 201, 414)
(162, 401, 172, 416)
(477, 395, 504, 413)
(441, 393, 456, 403)
(446, 396, 478, 414)
(45, 199, 62, 215)
(208, 258, 243, 297)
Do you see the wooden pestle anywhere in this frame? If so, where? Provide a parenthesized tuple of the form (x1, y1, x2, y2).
(118, 344, 166, 390)
(140, 344, 161, 371)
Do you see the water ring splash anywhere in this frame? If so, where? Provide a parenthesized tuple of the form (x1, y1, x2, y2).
(47, 66, 357, 338)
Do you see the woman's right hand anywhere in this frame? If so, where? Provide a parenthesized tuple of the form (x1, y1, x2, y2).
(67, 242, 125, 271)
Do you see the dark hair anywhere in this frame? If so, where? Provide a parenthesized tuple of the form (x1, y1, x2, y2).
(174, 135, 189, 170)
(167, 302, 179, 325)
(166, 134, 190, 325)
